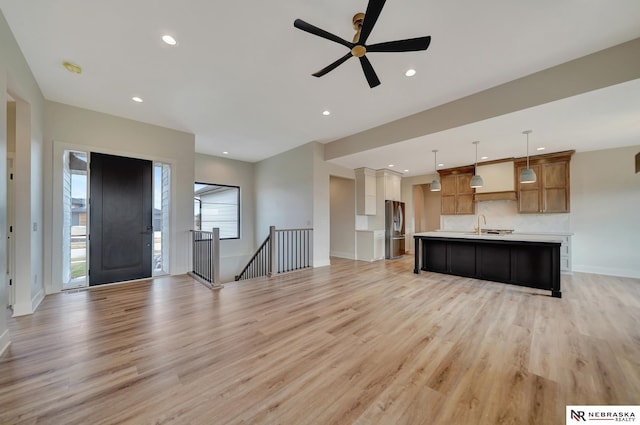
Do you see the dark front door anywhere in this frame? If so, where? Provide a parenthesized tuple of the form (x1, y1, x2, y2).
(89, 153, 153, 285)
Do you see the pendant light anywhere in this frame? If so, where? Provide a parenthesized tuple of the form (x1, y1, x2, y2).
(470, 141, 484, 188)
(430, 149, 441, 192)
(520, 130, 537, 183)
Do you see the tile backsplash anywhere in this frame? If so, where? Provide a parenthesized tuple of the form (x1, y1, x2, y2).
(441, 200, 571, 233)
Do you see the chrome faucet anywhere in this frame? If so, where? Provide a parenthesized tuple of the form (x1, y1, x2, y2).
(476, 214, 486, 235)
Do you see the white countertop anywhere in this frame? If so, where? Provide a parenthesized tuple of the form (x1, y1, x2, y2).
(415, 231, 564, 243)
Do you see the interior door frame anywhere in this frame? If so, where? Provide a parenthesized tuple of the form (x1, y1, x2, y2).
(6, 153, 15, 307)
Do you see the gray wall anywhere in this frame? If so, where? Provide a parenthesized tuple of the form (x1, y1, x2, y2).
(44, 101, 196, 292)
(195, 153, 255, 282)
(571, 145, 640, 277)
(254, 142, 353, 268)
(255, 142, 314, 239)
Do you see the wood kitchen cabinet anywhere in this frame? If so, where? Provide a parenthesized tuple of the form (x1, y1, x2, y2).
(515, 151, 573, 214)
(439, 166, 475, 215)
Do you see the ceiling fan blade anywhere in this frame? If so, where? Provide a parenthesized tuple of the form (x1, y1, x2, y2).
(294, 19, 354, 49)
(359, 0, 387, 45)
(367, 36, 431, 53)
(359, 56, 381, 88)
(312, 53, 353, 77)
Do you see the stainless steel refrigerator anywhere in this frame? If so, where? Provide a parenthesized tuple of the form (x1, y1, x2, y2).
(385, 200, 405, 259)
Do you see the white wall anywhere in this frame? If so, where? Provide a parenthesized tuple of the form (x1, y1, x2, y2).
(571, 146, 640, 278)
(0, 9, 46, 349)
(44, 101, 195, 292)
(330, 176, 356, 259)
(195, 153, 255, 282)
(312, 143, 332, 267)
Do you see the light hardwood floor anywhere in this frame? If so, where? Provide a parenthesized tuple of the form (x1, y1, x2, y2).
(1, 257, 639, 424)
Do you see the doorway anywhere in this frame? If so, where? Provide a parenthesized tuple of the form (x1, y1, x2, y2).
(60, 149, 170, 289)
(329, 176, 356, 259)
(89, 153, 153, 285)
(413, 183, 441, 233)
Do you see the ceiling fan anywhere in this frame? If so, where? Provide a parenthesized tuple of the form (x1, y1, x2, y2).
(293, 0, 431, 88)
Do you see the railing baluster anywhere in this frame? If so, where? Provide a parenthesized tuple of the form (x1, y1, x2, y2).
(189, 229, 221, 289)
(235, 226, 313, 281)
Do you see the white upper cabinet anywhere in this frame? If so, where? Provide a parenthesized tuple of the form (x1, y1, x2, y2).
(385, 172, 401, 201)
(377, 169, 401, 201)
(355, 168, 377, 215)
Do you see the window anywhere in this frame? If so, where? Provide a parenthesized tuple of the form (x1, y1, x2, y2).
(62, 150, 88, 289)
(154, 163, 171, 274)
(194, 183, 240, 239)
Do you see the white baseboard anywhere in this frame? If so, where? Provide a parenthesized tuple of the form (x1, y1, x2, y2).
(32, 288, 45, 312)
(313, 259, 331, 268)
(12, 301, 33, 317)
(0, 329, 10, 357)
(330, 250, 356, 260)
(11, 288, 46, 317)
(572, 265, 640, 279)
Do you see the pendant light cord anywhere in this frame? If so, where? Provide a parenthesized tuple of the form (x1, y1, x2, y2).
(433, 149, 438, 178)
(526, 132, 530, 169)
(475, 142, 479, 172)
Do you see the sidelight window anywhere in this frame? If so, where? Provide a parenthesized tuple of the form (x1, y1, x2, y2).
(153, 163, 171, 274)
(62, 150, 89, 289)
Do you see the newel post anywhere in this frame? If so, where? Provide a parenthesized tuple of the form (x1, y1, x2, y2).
(212, 227, 221, 286)
(268, 225, 276, 277)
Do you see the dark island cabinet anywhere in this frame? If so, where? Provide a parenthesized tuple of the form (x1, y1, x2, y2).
(414, 235, 561, 297)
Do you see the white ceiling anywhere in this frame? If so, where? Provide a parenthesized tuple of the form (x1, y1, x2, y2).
(2, 0, 640, 175)
(330, 78, 640, 175)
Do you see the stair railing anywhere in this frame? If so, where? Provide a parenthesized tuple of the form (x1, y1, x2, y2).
(235, 226, 312, 281)
(189, 228, 223, 289)
(235, 232, 271, 281)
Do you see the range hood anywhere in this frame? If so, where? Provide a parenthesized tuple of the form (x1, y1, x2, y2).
(473, 161, 517, 202)
(474, 191, 518, 202)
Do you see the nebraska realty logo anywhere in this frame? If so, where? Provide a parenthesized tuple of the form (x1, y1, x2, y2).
(567, 406, 639, 422)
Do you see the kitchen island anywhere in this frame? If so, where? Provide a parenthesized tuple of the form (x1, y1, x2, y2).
(413, 231, 562, 297)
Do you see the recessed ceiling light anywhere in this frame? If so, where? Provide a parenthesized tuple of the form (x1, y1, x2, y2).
(438, 163, 444, 167)
(322, 110, 331, 116)
(481, 156, 489, 160)
(63, 61, 82, 74)
(162, 35, 177, 46)
(537, 147, 546, 151)
(404, 169, 409, 173)
(405, 69, 416, 77)
(132, 96, 143, 103)
(223, 151, 229, 155)
(388, 164, 394, 168)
